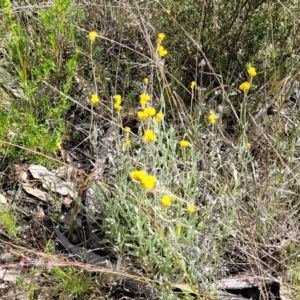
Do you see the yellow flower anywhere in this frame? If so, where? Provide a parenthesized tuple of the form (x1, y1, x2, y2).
(89, 31, 97, 42)
(114, 102, 122, 110)
(137, 111, 145, 120)
(140, 93, 151, 106)
(179, 140, 189, 147)
(143, 77, 149, 84)
(187, 205, 196, 214)
(130, 170, 147, 182)
(208, 112, 217, 125)
(124, 139, 130, 147)
(140, 175, 157, 190)
(130, 170, 156, 190)
(155, 112, 164, 122)
(125, 126, 131, 133)
(190, 81, 196, 89)
(143, 129, 157, 143)
(157, 33, 165, 44)
(161, 196, 172, 207)
(115, 94, 122, 104)
(143, 107, 156, 118)
(246, 142, 251, 149)
(158, 45, 168, 57)
(56, 141, 62, 149)
(90, 94, 100, 105)
(247, 67, 257, 77)
(239, 81, 251, 92)
(141, 179, 153, 189)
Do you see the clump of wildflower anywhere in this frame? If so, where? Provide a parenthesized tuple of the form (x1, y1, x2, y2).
(187, 205, 196, 214)
(140, 93, 151, 106)
(161, 196, 172, 207)
(179, 140, 189, 147)
(124, 139, 130, 147)
(89, 31, 97, 42)
(143, 78, 149, 84)
(143, 129, 156, 143)
(143, 107, 156, 118)
(90, 94, 100, 105)
(155, 112, 164, 122)
(158, 45, 168, 57)
(157, 33, 166, 44)
(130, 170, 156, 190)
(239, 81, 251, 92)
(125, 126, 131, 133)
(190, 81, 196, 89)
(247, 67, 257, 77)
(246, 142, 251, 149)
(208, 112, 217, 125)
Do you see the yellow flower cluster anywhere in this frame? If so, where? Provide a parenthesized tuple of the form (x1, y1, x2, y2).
(161, 195, 172, 207)
(157, 33, 165, 44)
(179, 140, 189, 147)
(190, 81, 196, 89)
(239, 81, 251, 92)
(157, 33, 168, 58)
(187, 205, 196, 214)
(143, 77, 149, 84)
(155, 112, 164, 122)
(56, 141, 62, 149)
(90, 94, 100, 105)
(137, 107, 164, 123)
(208, 112, 217, 125)
(143, 107, 156, 118)
(158, 45, 168, 57)
(247, 67, 257, 77)
(114, 94, 122, 110)
(143, 129, 157, 143)
(140, 93, 151, 106)
(89, 31, 97, 42)
(137, 111, 144, 120)
(130, 170, 157, 190)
